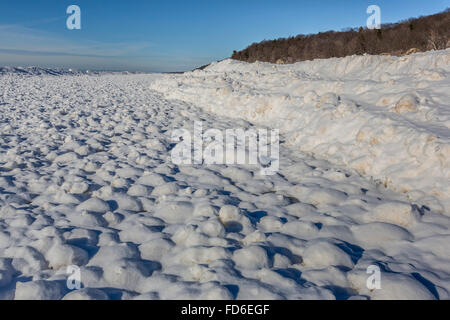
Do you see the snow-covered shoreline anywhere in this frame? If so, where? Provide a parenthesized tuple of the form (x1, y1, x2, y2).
(151, 49, 450, 214)
(0, 53, 449, 300)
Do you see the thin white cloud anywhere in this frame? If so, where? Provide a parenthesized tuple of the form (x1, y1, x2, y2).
(0, 24, 217, 72)
(0, 24, 155, 57)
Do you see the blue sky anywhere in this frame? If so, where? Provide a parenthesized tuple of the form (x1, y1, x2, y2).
(0, 0, 448, 72)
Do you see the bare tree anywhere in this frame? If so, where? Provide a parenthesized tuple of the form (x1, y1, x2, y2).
(232, 10, 450, 64)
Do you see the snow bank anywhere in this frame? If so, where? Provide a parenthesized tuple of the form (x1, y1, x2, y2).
(151, 50, 450, 213)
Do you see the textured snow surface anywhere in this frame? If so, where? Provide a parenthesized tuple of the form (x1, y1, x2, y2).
(0, 55, 449, 300)
(0, 67, 84, 76)
(152, 50, 450, 214)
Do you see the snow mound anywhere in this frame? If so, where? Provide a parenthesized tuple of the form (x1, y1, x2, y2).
(151, 49, 450, 213)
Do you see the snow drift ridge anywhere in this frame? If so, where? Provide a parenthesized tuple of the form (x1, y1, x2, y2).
(151, 49, 450, 213)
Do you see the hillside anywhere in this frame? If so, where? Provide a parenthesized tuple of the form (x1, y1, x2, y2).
(232, 10, 450, 64)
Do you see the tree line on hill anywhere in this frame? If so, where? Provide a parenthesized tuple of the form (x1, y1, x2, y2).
(231, 9, 450, 64)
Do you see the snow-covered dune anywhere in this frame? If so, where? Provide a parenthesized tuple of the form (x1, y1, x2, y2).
(151, 50, 450, 214)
